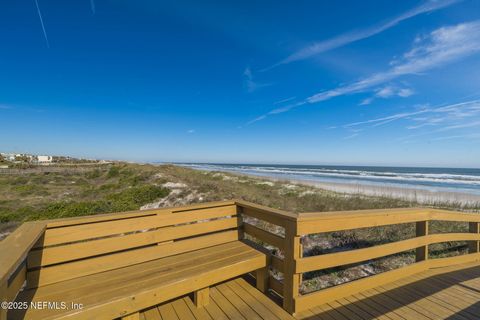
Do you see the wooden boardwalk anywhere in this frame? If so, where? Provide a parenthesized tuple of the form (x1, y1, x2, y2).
(140, 261, 480, 320)
(295, 261, 480, 320)
(2, 201, 480, 320)
(140, 278, 294, 320)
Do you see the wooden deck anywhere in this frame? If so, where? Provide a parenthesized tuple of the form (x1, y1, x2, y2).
(2, 201, 480, 320)
(146, 262, 480, 320)
(295, 261, 480, 320)
(140, 278, 295, 320)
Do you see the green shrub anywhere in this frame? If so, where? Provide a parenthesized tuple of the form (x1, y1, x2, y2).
(106, 166, 121, 178)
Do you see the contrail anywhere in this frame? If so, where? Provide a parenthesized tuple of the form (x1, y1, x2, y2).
(34, 0, 50, 48)
(90, 0, 96, 15)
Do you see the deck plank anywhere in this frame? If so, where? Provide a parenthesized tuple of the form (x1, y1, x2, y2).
(136, 262, 480, 320)
(295, 261, 480, 320)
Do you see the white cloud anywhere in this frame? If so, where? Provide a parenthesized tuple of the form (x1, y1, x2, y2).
(398, 88, 415, 97)
(359, 98, 374, 106)
(248, 21, 480, 124)
(268, 0, 460, 68)
(244, 67, 272, 93)
(360, 85, 415, 105)
(187, 129, 195, 134)
(346, 99, 480, 133)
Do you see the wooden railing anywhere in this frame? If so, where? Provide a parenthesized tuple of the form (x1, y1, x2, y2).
(1, 200, 479, 318)
(0, 222, 46, 320)
(236, 202, 480, 314)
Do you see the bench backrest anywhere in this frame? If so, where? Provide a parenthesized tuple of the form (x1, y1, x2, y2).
(26, 201, 240, 288)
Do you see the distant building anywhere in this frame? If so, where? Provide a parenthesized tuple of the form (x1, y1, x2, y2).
(37, 155, 53, 163)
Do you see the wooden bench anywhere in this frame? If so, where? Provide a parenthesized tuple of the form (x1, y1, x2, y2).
(4, 201, 268, 320)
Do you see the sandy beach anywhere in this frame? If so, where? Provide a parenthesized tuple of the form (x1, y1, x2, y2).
(296, 179, 480, 205)
(213, 170, 480, 206)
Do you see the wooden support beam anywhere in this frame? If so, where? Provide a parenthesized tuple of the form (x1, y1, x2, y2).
(256, 267, 269, 293)
(283, 221, 301, 314)
(416, 221, 429, 262)
(468, 222, 480, 253)
(194, 287, 210, 307)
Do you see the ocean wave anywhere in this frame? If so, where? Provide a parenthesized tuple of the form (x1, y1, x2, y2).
(180, 164, 480, 186)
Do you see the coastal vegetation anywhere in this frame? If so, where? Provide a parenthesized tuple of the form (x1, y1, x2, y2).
(0, 162, 479, 293)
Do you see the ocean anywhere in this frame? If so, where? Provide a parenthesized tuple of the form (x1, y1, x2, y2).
(178, 163, 480, 196)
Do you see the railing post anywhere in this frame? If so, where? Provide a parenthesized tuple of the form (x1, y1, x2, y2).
(416, 221, 429, 262)
(468, 222, 480, 254)
(236, 204, 245, 240)
(283, 220, 301, 314)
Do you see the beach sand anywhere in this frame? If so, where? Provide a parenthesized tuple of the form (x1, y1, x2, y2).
(297, 179, 480, 205)
(226, 171, 480, 206)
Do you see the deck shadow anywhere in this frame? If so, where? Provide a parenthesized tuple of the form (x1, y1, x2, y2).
(302, 264, 480, 320)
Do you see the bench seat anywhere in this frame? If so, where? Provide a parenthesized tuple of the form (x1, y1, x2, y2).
(11, 241, 267, 320)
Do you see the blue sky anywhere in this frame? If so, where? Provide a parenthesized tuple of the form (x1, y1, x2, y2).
(1, 0, 480, 167)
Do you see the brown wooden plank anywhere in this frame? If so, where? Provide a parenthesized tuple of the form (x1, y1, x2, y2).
(183, 296, 213, 320)
(27, 230, 239, 288)
(158, 304, 179, 320)
(39, 205, 237, 247)
(269, 275, 283, 297)
(243, 223, 284, 250)
(0, 222, 46, 284)
(344, 294, 404, 320)
(171, 299, 196, 320)
(216, 282, 262, 320)
(29, 217, 238, 268)
(295, 261, 429, 312)
(297, 209, 429, 235)
(229, 279, 294, 320)
(283, 220, 301, 313)
(26, 241, 247, 299)
(16, 250, 266, 319)
(143, 307, 162, 320)
(204, 296, 229, 320)
(194, 287, 210, 308)
(7, 264, 26, 302)
(210, 287, 246, 320)
(45, 200, 236, 228)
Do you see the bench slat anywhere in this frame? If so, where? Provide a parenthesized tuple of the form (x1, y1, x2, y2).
(26, 242, 248, 301)
(28, 217, 239, 268)
(37, 205, 236, 247)
(14, 242, 267, 320)
(27, 230, 239, 288)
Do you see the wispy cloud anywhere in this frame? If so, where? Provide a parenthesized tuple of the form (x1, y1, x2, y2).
(90, 0, 96, 15)
(268, 0, 460, 68)
(248, 20, 480, 124)
(360, 85, 415, 105)
(344, 99, 480, 143)
(243, 67, 272, 93)
(187, 129, 195, 134)
(34, 0, 50, 48)
(273, 96, 296, 105)
(0, 104, 13, 110)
